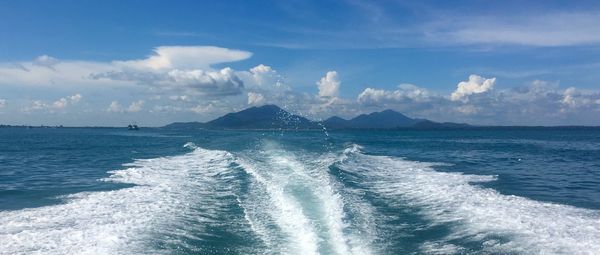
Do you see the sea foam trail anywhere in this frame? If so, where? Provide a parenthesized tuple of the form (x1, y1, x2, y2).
(237, 142, 371, 255)
(0, 144, 241, 255)
(339, 144, 600, 254)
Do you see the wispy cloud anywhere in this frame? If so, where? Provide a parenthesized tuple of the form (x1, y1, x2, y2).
(423, 12, 600, 47)
(250, 1, 600, 49)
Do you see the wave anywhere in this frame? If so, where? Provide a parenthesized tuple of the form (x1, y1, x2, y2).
(0, 143, 245, 254)
(338, 144, 600, 254)
(4, 140, 598, 254)
(236, 141, 372, 255)
(0, 141, 373, 255)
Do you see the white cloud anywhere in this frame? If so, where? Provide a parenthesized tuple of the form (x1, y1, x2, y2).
(168, 95, 190, 101)
(0, 99, 6, 108)
(307, 96, 352, 117)
(88, 48, 253, 96)
(562, 87, 579, 108)
(49, 93, 82, 110)
(69, 94, 82, 104)
(317, 71, 340, 98)
(106, 100, 144, 113)
(450, 74, 496, 102)
(33, 55, 59, 69)
(1, 44, 599, 126)
(237, 64, 288, 97)
(455, 105, 480, 115)
(23, 94, 82, 112)
(151, 105, 184, 113)
(26, 100, 46, 111)
(113, 46, 252, 71)
(232, 64, 291, 108)
(107, 101, 122, 113)
(358, 84, 431, 105)
(560, 87, 600, 112)
(247, 92, 265, 105)
(127, 100, 144, 113)
(166, 67, 244, 95)
(52, 98, 69, 109)
(354, 77, 600, 125)
(358, 88, 390, 105)
(190, 103, 216, 114)
(247, 64, 284, 88)
(0, 46, 253, 95)
(0, 58, 120, 87)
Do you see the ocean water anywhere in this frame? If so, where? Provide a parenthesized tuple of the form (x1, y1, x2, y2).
(1, 127, 600, 254)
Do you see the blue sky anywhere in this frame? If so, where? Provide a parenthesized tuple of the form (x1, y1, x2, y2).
(1, 0, 600, 126)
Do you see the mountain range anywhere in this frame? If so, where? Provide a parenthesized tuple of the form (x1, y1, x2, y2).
(162, 105, 469, 130)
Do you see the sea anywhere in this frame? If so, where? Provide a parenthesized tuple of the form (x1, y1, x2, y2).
(1, 127, 599, 254)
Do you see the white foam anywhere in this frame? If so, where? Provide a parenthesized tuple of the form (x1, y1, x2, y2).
(339, 147, 600, 254)
(343, 143, 364, 155)
(0, 145, 236, 255)
(237, 142, 371, 255)
(238, 159, 320, 255)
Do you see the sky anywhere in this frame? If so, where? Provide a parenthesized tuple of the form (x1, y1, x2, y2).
(1, 0, 600, 126)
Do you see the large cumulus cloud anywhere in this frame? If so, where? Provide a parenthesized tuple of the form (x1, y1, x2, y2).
(450, 75, 496, 102)
(0, 46, 252, 97)
(355, 76, 600, 125)
(1, 45, 600, 125)
(317, 71, 340, 98)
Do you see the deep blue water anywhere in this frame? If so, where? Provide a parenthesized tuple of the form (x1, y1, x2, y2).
(1, 127, 599, 254)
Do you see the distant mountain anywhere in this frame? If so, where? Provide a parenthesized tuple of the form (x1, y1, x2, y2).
(163, 105, 470, 130)
(324, 109, 419, 129)
(162, 121, 205, 130)
(164, 105, 318, 130)
(322, 116, 350, 129)
(411, 120, 471, 129)
(205, 105, 317, 129)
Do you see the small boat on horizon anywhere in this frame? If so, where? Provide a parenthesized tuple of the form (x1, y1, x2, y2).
(127, 124, 139, 130)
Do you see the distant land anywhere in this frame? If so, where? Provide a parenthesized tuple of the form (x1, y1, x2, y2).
(2, 105, 598, 129)
(162, 104, 470, 130)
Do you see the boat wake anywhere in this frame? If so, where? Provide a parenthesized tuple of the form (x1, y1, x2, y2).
(0, 144, 246, 254)
(2, 141, 599, 254)
(236, 141, 372, 255)
(337, 144, 600, 254)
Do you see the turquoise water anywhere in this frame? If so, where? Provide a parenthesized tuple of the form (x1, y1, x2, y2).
(1, 127, 600, 254)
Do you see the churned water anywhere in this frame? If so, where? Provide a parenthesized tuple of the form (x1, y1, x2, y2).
(1, 127, 600, 254)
